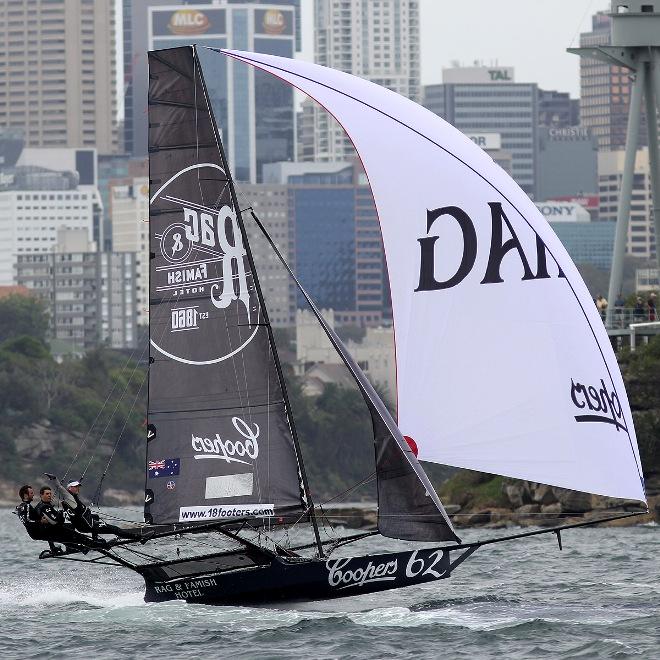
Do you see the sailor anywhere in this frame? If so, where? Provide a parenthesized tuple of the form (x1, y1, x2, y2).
(59, 478, 139, 540)
(33, 485, 98, 552)
(16, 484, 66, 556)
(15, 485, 46, 539)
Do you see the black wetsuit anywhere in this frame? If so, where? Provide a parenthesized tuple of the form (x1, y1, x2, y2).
(15, 501, 42, 540)
(63, 492, 129, 538)
(33, 500, 92, 547)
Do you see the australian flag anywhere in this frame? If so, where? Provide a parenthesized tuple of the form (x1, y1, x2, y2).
(148, 458, 180, 478)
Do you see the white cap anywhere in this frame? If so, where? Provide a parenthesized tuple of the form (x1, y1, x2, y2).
(67, 480, 81, 488)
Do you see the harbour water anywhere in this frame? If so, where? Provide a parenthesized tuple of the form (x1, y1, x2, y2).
(1, 510, 658, 659)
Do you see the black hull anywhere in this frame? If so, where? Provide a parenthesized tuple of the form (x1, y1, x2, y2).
(139, 547, 457, 605)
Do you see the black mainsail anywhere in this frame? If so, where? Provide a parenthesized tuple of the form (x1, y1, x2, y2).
(146, 46, 305, 526)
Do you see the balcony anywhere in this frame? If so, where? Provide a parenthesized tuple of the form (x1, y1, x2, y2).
(599, 306, 657, 328)
(599, 306, 660, 350)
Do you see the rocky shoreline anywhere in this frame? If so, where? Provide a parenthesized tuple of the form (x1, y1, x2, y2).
(319, 501, 657, 531)
(319, 477, 660, 530)
(445, 480, 660, 529)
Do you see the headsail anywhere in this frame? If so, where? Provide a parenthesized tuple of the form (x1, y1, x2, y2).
(221, 49, 646, 504)
(146, 46, 305, 525)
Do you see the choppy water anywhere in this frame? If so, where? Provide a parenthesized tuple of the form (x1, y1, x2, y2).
(1, 509, 658, 659)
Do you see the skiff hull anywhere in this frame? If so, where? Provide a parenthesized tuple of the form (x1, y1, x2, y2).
(139, 546, 457, 605)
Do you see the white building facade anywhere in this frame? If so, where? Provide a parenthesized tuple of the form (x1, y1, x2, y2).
(598, 148, 656, 260)
(111, 177, 150, 325)
(302, 0, 420, 162)
(0, 145, 103, 285)
(0, 188, 94, 285)
(16, 248, 137, 353)
(295, 309, 396, 404)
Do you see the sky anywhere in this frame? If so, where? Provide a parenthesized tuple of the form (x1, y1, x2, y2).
(299, 0, 612, 98)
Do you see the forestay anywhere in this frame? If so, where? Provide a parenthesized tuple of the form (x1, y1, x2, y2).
(221, 49, 646, 503)
(146, 46, 305, 525)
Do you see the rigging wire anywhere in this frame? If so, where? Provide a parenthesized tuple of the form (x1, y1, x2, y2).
(78, 281, 178, 499)
(62, 348, 145, 481)
(569, 0, 597, 49)
(91, 371, 148, 507)
(320, 472, 377, 507)
(78, 341, 150, 481)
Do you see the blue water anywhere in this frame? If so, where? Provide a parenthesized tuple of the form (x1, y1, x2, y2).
(1, 509, 658, 659)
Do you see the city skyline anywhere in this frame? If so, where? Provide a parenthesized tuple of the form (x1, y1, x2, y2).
(297, 0, 610, 98)
(1, 0, 658, 343)
(113, 0, 608, 121)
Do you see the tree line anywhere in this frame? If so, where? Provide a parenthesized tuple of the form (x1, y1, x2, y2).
(0, 294, 657, 503)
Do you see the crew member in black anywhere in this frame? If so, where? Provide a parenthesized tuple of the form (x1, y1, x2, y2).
(61, 479, 138, 540)
(33, 485, 97, 551)
(16, 484, 66, 555)
(16, 485, 40, 532)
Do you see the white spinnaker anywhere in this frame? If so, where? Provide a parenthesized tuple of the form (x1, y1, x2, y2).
(221, 49, 646, 503)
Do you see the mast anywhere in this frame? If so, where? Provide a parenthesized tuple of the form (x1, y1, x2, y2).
(193, 47, 325, 558)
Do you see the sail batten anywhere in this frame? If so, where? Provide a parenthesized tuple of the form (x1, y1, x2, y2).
(221, 49, 646, 504)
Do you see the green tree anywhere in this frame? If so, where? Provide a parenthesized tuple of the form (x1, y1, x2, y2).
(0, 336, 51, 424)
(619, 336, 660, 476)
(0, 295, 49, 345)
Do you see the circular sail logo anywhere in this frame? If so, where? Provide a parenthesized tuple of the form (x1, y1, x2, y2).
(149, 163, 259, 365)
(168, 9, 210, 35)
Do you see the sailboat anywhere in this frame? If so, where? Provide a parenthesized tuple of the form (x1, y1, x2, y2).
(39, 45, 647, 605)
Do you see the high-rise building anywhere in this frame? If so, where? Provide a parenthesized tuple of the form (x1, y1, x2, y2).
(538, 89, 580, 128)
(110, 176, 295, 328)
(98, 156, 148, 251)
(598, 147, 656, 260)
(462, 133, 513, 176)
(0, 143, 102, 285)
(536, 126, 598, 201)
(534, 201, 615, 270)
(15, 146, 104, 247)
(124, 0, 297, 181)
(423, 66, 539, 198)
(547, 220, 616, 271)
(123, 0, 302, 158)
(578, 11, 639, 151)
(237, 183, 295, 327)
(302, 0, 420, 162)
(0, 185, 96, 285)
(0, 0, 118, 154)
(266, 161, 386, 326)
(297, 101, 316, 162)
(16, 245, 137, 353)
